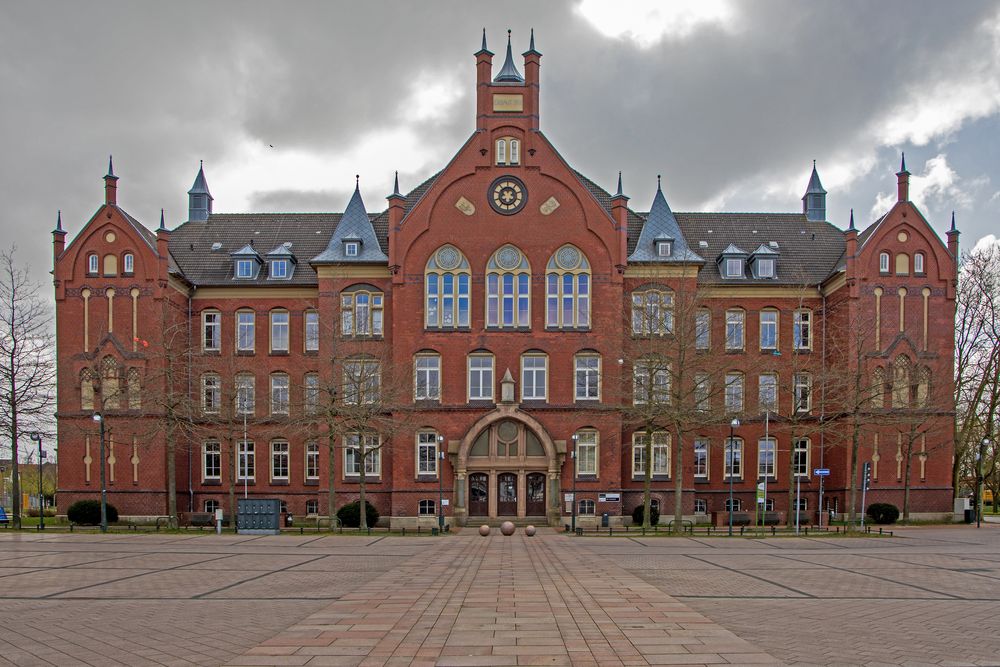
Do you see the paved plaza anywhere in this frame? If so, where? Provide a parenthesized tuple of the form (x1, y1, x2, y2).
(0, 526, 998, 666)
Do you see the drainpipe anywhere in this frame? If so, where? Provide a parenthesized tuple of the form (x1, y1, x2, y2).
(188, 294, 194, 512)
(819, 293, 827, 520)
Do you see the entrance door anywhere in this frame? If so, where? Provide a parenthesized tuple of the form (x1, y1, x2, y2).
(469, 473, 488, 516)
(497, 473, 517, 515)
(526, 473, 546, 516)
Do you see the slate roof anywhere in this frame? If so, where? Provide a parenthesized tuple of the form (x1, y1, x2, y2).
(628, 182, 703, 263)
(312, 184, 388, 264)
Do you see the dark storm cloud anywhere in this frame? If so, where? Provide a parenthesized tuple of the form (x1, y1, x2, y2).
(2, 1, 997, 288)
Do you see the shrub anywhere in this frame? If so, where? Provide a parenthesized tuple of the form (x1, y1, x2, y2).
(866, 502, 900, 525)
(67, 499, 119, 525)
(632, 503, 660, 526)
(336, 500, 379, 528)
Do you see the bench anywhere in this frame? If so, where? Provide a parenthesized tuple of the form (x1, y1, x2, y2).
(179, 512, 215, 527)
(0, 507, 9, 527)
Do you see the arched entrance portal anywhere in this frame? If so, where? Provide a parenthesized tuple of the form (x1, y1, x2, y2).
(453, 408, 562, 525)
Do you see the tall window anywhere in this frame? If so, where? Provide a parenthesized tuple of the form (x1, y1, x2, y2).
(202, 310, 221, 352)
(892, 355, 910, 408)
(270, 310, 289, 352)
(758, 373, 778, 413)
(725, 309, 745, 350)
(468, 354, 494, 401)
(304, 373, 319, 414)
(793, 438, 809, 477)
(879, 251, 890, 273)
(127, 368, 141, 410)
(914, 252, 925, 274)
(695, 309, 711, 350)
(414, 354, 441, 401)
(793, 309, 812, 350)
(725, 372, 744, 413)
(724, 437, 743, 479)
(895, 253, 910, 275)
(546, 245, 591, 328)
(270, 373, 289, 415)
(417, 432, 439, 475)
(87, 253, 98, 274)
(238, 441, 255, 481)
(633, 358, 670, 405)
(235, 373, 255, 414)
(123, 252, 134, 274)
(632, 432, 670, 477)
(872, 367, 887, 408)
(81, 369, 95, 410)
(101, 356, 120, 409)
(487, 245, 531, 328)
(793, 373, 812, 413)
(759, 309, 778, 350)
(341, 290, 384, 336)
(521, 354, 548, 401)
(305, 442, 320, 481)
(631, 289, 674, 335)
(496, 137, 520, 165)
(203, 442, 221, 481)
(343, 359, 380, 405)
(694, 372, 710, 412)
(693, 439, 709, 478)
(425, 245, 470, 329)
(575, 354, 600, 401)
(304, 311, 319, 351)
(575, 430, 598, 476)
(758, 438, 776, 478)
(236, 310, 255, 352)
(271, 441, 289, 481)
(202, 373, 221, 413)
(344, 434, 380, 476)
(103, 254, 118, 276)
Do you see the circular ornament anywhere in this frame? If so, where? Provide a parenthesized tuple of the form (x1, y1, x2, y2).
(489, 175, 527, 215)
(436, 246, 461, 270)
(500, 521, 516, 536)
(105, 231, 116, 243)
(525, 525, 536, 537)
(496, 246, 521, 271)
(897, 231, 909, 242)
(479, 524, 491, 536)
(556, 245, 580, 269)
(497, 420, 518, 441)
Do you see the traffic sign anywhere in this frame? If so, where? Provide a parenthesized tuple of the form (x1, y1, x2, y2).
(814, 468, 830, 476)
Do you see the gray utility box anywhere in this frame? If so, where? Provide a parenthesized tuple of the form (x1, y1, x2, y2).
(237, 498, 281, 535)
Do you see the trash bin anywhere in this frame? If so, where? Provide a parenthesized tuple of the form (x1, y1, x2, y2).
(284, 513, 293, 527)
(964, 508, 975, 524)
(601, 512, 609, 528)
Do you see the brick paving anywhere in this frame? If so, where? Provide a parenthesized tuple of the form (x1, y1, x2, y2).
(2, 525, 1000, 666)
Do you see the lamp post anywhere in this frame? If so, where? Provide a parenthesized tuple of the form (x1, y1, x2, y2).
(437, 434, 445, 532)
(28, 433, 44, 530)
(978, 437, 990, 528)
(728, 418, 740, 537)
(91, 413, 108, 533)
(570, 433, 578, 533)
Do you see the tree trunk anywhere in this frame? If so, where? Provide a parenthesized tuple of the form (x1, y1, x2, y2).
(228, 441, 237, 533)
(847, 416, 861, 528)
(902, 437, 913, 520)
(358, 440, 368, 530)
(166, 417, 177, 528)
(327, 429, 337, 528)
(672, 427, 684, 533)
(642, 425, 653, 530)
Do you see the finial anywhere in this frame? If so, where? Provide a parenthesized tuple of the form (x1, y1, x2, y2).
(107, 155, 115, 177)
(616, 171, 623, 196)
(900, 152, 907, 173)
(507, 28, 512, 44)
(56, 210, 63, 232)
(529, 28, 535, 51)
(355, 174, 360, 190)
(159, 208, 166, 231)
(393, 170, 400, 196)
(813, 159, 816, 169)
(950, 211, 957, 232)
(481, 27, 487, 52)
(848, 208, 855, 230)
(199, 159, 203, 169)
(657, 174, 662, 191)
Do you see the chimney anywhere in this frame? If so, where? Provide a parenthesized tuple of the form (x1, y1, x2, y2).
(387, 171, 406, 283)
(475, 29, 494, 131)
(896, 153, 910, 202)
(104, 155, 118, 206)
(522, 28, 541, 130)
(610, 171, 629, 273)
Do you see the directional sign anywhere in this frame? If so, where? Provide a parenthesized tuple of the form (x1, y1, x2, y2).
(814, 468, 831, 476)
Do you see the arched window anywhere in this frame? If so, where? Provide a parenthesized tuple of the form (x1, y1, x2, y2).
(127, 368, 141, 410)
(879, 252, 890, 274)
(914, 252, 925, 275)
(495, 136, 520, 165)
(486, 245, 530, 328)
(916, 365, 930, 407)
(101, 356, 120, 409)
(341, 287, 383, 336)
(81, 369, 96, 410)
(632, 288, 674, 335)
(546, 244, 591, 328)
(892, 355, 910, 408)
(103, 254, 118, 276)
(871, 367, 886, 409)
(895, 253, 909, 275)
(425, 245, 470, 329)
(123, 252, 134, 274)
(87, 253, 99, 275)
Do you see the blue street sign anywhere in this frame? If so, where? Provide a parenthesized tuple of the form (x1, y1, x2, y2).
(814, 468, 831, 476)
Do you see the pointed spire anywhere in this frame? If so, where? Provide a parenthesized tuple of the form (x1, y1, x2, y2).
(106, 155, 117, 179)
(615, 171, 623, 196)
(848, 208, 855, 230)
(54, 210, 64, 234)
(159, 208, 166, 231)
(628, 175, 702, 264)
(482, 28, 487, 52)
(523, 27, 541, 55)
(475, 27, 493, 56)
(312, 176, 388, 264)
(188, 161, 213, 221)
(950, 210, 957, 232)
(393, 171, 400, 196)
(493, 29, 524, 83)
(898, 152, 909, 174)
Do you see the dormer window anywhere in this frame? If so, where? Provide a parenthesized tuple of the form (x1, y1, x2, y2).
(725, 258, 743, 278)
(656, 241, 672, 257)
(345, 242, 359, 257)
(270, 259, 289, 279)
(757, 258, 774, 278)
(236, 259, 254, 278)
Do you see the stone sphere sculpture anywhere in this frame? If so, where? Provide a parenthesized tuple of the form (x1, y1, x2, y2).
(478, 524, 491, 536)
(525, 525, 536, 537)
(500, 520, 516, 536)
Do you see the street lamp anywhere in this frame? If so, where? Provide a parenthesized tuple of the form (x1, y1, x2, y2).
(978, 437, 990, 529)
(571, 433, 579, 533)
(437, 434, 445, 532)
(728, 418, 740, 537)
(28, 433, 44, 531)
(91, 413, 108, 533)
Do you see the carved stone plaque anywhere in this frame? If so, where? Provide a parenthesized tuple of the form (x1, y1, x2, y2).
(540, 196, 560, 215)
(455, 196, 475, 216)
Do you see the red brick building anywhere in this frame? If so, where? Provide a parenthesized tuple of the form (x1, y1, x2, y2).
(54, 33, 958, 526)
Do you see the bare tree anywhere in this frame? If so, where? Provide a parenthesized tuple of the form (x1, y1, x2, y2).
(0, 247, 56, 528)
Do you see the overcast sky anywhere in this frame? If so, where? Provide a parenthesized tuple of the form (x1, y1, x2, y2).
(3, 0, 999, 288)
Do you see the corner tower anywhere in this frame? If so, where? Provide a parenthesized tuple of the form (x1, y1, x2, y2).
(476, 29, 541, 131)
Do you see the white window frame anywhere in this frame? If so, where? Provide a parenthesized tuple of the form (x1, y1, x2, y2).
(793, 438, 810, 477)
(757, 258, 774, 278)
(574, 354, 601, 401)
(87, 253, 99, 274)
(419, 499, 437, 516)
(793, 309, 812, 351)
(345, 242, 359, 257)
(793, 372, 812, 413)
(521, 354, 548, 401)
(758, 437, 776, 479)
(270, 373, 289, 415)
(694, 498, 708, 514)
(633, 359, 671, 405)
(417, 432, 439, 476)
(575, 430, 598, 476)
(202, 373, 221, 414)
(414, 354, 441, 401)
(694, 372, 710, 412)
(724, 438, 743, 480)
(304, 311, 319, 352)
(496, 138, 506, 165)
(726, 257, 743, 278)
(343, 360, 380, 405)
(123, 253, 134, 274)
(725, 372, 744, 413)
(509, 139, 519, 164)
(236, 310, 255, 352)
(879, 251, 890, 273)
(271, 441, 290, 482)
(725, 309, 745, 350)
(270, 259, 288, 279)
(235, 374, 255, 415)
(695, 309, 711, 350)
(238, 441, 255, 481)
(758, 373, 778, 413)
(631, 289, 674, 335)
(693, 438, 709, 479)
(236, 258, 254, 279)
(203, 441, 221, 481)
(759, 310, 778, 351)
(632, 432, 671, 477)
(270, 310, 289, 352)
(657, 241, 672, 257)
(304, 373, 319, 414)
(914, 252, 925, 274)
(468, 354, 494, 401)
(202, 310, 221, 352)
(724, 498, 742, 511)
(344, 434, 381, 477)
(305, 442, 320, 481)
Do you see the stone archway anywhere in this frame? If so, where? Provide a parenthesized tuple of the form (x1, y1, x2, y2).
(452, 405, 562, 526)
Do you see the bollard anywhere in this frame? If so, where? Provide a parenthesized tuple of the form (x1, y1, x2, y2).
(771, 526, 776, 536)
(402, 527, 405, 536)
